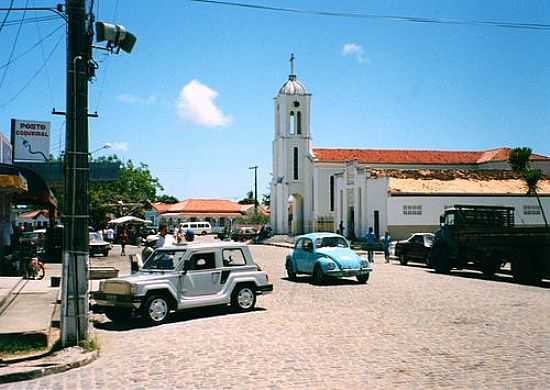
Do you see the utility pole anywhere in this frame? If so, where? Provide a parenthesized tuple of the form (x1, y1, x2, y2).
(61, 0, 90, 346)
(249, 166, 258, 212)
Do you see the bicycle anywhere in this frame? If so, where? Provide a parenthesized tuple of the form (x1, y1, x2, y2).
(25, 257, 45, 280)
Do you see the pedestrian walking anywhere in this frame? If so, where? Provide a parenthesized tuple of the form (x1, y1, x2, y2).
(119, 229, 128, 256)
(365, 227, 376, 263)
(383, 231, 392, 263)
(338, 220, 345, 237)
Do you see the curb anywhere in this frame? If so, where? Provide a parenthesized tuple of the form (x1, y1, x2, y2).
(0, 347, 99, 384)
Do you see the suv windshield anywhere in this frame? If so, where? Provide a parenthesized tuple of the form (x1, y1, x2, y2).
(143, 250, 186, 270)
(316, 236, 348, 249)
(89, 232, 102, 241)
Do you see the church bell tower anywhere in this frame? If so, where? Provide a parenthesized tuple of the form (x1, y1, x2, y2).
(271, 54, 313, 234)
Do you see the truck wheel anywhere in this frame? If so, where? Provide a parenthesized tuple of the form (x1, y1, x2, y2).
(356, 273, 369, 284)
(142, 295, 170, 325)
(432, 245, 452, 274)
(103, 250, 109, 257)
(312, 265, 325, 285)
(399, 253, 408, 266)
(232, 285, 256, 312)
(512, 256, 542, 286)
(481, 256, 501, 278)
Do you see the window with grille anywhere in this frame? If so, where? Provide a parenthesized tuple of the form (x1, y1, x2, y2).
(523, 205, 541, 215)
(403, 205, 422, 215)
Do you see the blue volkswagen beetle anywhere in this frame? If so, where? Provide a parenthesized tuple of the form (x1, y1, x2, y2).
(285, 233, 372, 284)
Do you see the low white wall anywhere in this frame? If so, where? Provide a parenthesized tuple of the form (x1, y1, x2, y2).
(388, 195, 550, 227)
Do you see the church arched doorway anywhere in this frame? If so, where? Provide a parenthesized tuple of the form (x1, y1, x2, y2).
(288, 193, 304, 235)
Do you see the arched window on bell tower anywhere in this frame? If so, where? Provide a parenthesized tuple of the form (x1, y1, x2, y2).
(297, 111, 302, 135)
(289, 111, 295, 135)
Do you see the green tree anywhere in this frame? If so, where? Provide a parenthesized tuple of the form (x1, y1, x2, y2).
(509, 147, 548, 227)
(262, 192, 270, 207)
(88, 155, 164, 228)
(238, 190, 255, 205)
(156, 194, 179, 204)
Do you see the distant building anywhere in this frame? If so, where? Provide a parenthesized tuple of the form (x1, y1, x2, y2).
(15, 209, 49, 229)
(146, 199, 245, 230)
(271, 57, 550, 239)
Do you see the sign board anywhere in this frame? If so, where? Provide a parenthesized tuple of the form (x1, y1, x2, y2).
(10, 119, 50, 162)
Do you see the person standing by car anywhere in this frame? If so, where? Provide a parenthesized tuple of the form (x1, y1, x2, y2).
(383, 231, 392, 263)
(365, 227, 376, 263)
(155, 224, 175, 248)
(119, 229, 128, 256)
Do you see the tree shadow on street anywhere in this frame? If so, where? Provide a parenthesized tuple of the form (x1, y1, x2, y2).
(426, 269, 550, 289)
(93, 305, 267, 332)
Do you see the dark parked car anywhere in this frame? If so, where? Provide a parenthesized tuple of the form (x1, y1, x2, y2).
(89, 232, 111, 257)
(394, 233, 434, 265)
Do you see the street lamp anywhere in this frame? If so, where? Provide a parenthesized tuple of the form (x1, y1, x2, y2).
(90, 143, 111, 155)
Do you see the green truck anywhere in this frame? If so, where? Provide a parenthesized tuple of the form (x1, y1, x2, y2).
(429, 205, 550, 285)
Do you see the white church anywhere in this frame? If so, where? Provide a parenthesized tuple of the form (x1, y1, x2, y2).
(270, 56, 550, 239)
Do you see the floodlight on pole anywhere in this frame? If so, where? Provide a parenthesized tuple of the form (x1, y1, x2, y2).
(90, 143, 112, 155)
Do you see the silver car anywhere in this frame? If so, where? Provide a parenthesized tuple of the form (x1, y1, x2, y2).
(91, 242, 273, 324)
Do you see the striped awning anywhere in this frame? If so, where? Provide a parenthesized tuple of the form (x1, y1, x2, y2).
(0, 173, 28, 192)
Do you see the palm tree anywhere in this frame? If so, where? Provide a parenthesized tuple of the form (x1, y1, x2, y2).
(509, 147, 548, 227)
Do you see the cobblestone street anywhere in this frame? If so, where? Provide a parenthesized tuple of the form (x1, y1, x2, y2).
(4, 243, 550, 389)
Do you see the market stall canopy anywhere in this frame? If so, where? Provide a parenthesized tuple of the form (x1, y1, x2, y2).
(108, 215, 151, 225)
(0, 163, 57, 207)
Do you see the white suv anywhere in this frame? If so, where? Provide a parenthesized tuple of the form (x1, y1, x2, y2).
(91, 242, 273, 324)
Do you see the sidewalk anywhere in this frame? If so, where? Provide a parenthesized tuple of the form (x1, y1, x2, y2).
(0, 276, 58, 356)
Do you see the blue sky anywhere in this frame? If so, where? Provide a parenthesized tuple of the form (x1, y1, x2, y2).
(1, 0, 549, 201)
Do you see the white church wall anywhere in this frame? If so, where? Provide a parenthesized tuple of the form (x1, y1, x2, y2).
(387, 195, 550, 239)
(315, 164, 345, 218)
(365, 177, 389, 238)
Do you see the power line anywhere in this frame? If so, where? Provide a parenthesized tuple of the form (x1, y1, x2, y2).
(1, 14, 58, 27)
(0, 23, 64, 70)
(0, 0, 15, 35)
(189, 0, 550, 32)
(33, 0, 56, 108)
(0, 32, 63, 109)
(0, 0, 29, 91)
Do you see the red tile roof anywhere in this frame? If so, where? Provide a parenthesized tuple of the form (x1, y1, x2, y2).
(18, 209, 48, 219)
(153, 199, 243, 215)
(312, 147, 550, 165)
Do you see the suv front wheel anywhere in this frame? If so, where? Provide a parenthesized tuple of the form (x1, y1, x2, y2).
(232, 285, 256, 312)
(142, 295, 170, 325)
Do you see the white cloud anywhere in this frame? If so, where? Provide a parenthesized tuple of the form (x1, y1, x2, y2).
(117, 94, 157, 105)
(110, 142, 128, 152)
(176, 79, 232, 128)
(342, 43, 368, 64)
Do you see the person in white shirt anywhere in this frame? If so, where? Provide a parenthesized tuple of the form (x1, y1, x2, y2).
(155, 224, 175, 248)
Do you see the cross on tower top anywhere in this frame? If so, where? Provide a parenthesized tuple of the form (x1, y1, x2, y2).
(289, 53, 295, 76)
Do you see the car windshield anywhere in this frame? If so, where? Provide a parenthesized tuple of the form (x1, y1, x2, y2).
(424, 235, 434, 245)
(142, 250, 186, 270)
(89, 232, 102, 241)
(316, 236, 348, 248)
